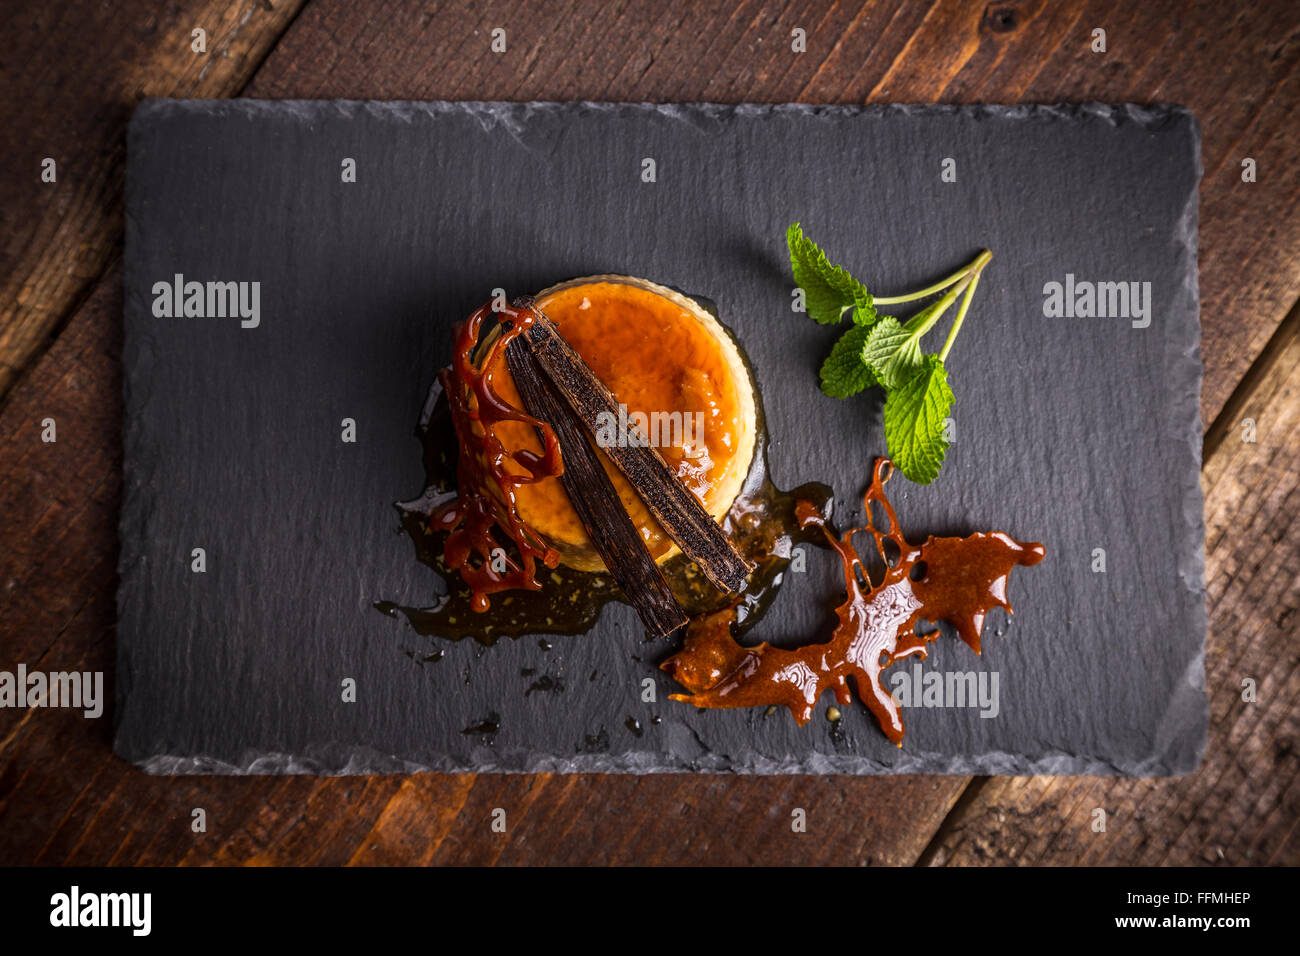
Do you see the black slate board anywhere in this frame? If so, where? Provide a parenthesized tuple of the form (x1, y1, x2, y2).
(118, 100, 1205, 775)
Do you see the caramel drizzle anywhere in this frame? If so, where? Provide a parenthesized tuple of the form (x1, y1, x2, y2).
(662, 459, 1045, 744)
(433, 301, 563, 612)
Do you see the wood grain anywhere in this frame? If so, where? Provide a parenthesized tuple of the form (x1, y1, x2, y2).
(1, 0, 1298, 866)
(0, 0, 305, 405)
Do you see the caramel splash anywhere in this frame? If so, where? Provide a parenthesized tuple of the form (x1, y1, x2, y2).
(662, 458, 1045, 744)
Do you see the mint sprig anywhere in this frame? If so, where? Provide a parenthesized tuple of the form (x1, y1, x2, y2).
(787, 222, 992, 485)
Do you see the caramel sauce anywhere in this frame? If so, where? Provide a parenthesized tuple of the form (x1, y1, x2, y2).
(661, 459, 1045, 744)
(427, 300, 563, 612)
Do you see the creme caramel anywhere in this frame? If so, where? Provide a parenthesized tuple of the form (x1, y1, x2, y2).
(487, 275, 757, 572)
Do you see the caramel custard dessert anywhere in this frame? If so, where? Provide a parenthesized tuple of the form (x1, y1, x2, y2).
(391, 231, 1046, 747)
(484, 275, 757, 572)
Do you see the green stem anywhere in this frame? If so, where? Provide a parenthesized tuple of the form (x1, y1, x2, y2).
(875, 250, 990, 305)
(904, 274, 971, 337)
(939, 270, 982, 361)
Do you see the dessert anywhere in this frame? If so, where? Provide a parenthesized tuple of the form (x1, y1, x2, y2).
(483, 275, 757, 572)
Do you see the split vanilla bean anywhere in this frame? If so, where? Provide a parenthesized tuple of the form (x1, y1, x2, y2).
(504, 330, 688, 639)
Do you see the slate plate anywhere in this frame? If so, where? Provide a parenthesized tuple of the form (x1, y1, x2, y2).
(117, 100, 1205, 775)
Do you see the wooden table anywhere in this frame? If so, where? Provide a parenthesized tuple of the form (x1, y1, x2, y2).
(1, 0, 1295, 866)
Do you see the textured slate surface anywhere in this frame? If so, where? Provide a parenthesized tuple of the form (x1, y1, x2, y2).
(117, 100, 1205, 775)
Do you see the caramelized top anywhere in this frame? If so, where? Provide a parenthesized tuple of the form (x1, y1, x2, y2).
(486, 279, 753, 569)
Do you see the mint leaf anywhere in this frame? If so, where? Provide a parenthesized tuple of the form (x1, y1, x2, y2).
(861, 316, 924, 389)
(819, 325, 876, 398)
(788, 222, 875, 327)
(882, 355, 954, 485)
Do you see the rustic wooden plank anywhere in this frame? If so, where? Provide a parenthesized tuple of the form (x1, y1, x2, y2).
(2, 0, 1299, 866)
(1203, 264, 1300, 464)
(0, 0, 305, 406)
(920, 298, 1300, 866)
